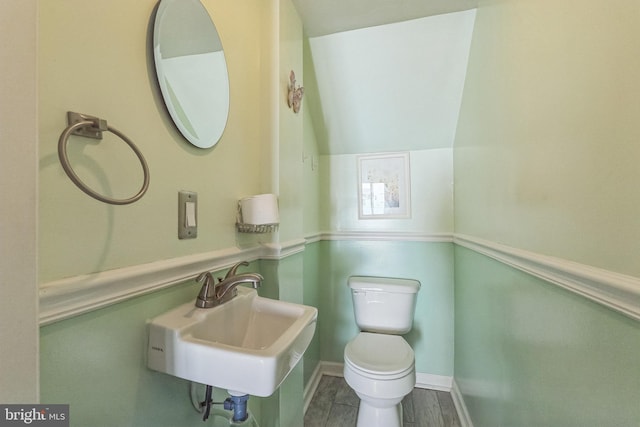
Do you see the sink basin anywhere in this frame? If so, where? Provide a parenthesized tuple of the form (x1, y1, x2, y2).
(147, 287, 318, 397)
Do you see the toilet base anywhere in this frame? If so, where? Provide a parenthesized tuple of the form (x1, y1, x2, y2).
(344, 357, 414, 427)
(356, 398, 403, 427)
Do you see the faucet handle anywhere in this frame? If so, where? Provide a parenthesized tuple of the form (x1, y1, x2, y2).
(195, 272, 215, 308)
(224, 261, 249, 279)
(196, 272, 211, 284)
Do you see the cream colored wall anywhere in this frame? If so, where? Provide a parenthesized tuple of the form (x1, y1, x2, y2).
(454, 0, 640, 277)
(302, 38, 323, 236)
(38, 0, 270, 284)
(321, 149, 454, 233)
(278, 0, 305, 244)
(0, 0, 39, 402)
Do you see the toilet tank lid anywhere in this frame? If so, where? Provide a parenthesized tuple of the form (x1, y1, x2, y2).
(348, 276, 421, 293)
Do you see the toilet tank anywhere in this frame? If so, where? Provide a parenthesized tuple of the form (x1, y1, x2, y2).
(348, 276, 421, 334)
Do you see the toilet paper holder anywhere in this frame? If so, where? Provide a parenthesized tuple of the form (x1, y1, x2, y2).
(236, 223, 279, 233)
(235, 194, 279, 234)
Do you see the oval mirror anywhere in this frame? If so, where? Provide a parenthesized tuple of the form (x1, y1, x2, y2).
(153, 0, 230, 149)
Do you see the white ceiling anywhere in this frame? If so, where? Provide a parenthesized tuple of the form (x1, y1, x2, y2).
(291, 0, 478, 37)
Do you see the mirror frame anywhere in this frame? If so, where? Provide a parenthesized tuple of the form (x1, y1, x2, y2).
(153, 0, 230, 149)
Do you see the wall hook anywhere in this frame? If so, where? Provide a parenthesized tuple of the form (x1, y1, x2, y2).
(287, 70, 304, 114)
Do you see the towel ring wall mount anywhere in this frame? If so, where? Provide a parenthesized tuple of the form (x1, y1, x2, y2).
(58, 112, 150, 205)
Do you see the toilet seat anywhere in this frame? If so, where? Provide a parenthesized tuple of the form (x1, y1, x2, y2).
(345, 332, 414, 379)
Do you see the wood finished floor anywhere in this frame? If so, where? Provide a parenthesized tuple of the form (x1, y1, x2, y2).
(304, 375, 461, 427)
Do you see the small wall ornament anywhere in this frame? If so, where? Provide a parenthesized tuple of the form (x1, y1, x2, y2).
(287, 70, 304, 114)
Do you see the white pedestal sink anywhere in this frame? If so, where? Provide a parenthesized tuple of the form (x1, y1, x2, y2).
(147, 287, 317, 397)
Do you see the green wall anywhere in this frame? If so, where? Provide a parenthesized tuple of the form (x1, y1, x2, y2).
(453, 0, 640, 425)
(40, 261, 309, 427)
(302, 242, 322, 386)
(455, 247, 640, 426)
(40, 279, 212, 427)
(311, 240, 455, 376)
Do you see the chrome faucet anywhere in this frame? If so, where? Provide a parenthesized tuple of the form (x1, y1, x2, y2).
(194, 261, 263, 308)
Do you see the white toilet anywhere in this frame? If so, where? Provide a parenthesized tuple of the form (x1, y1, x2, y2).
(343, 276, 421, 427)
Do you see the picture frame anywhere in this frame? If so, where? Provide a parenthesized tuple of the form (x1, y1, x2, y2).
(357, 152, 411, 219)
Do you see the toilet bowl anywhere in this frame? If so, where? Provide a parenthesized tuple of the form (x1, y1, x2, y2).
(343, 276, 421, 427)
(344, 333, 415, 426)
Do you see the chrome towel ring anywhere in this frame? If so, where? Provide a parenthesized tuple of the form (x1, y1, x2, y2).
(58, 112, 150, 205)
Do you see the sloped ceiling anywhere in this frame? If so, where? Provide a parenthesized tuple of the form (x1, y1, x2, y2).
(304, 10, 476, 155)
(291, 0, 478, 37)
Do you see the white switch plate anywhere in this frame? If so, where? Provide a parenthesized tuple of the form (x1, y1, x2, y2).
(178, 191, 197, 239)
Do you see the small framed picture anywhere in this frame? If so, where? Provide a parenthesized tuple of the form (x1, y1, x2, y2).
(357, 152, 411, 219)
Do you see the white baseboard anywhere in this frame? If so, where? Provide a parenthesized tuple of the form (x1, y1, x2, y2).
(415, 372, 453, 392)
(451, 379, 474, 427)
(303, 361, 342, 414)
(303, 363, 324, 414)
(316, 361, 344, 377)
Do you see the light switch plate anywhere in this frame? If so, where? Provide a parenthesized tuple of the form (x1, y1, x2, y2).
(178, 191, 197, 239)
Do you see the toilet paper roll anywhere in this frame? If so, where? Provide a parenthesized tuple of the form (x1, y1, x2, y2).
(239, 193, 279, 225)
